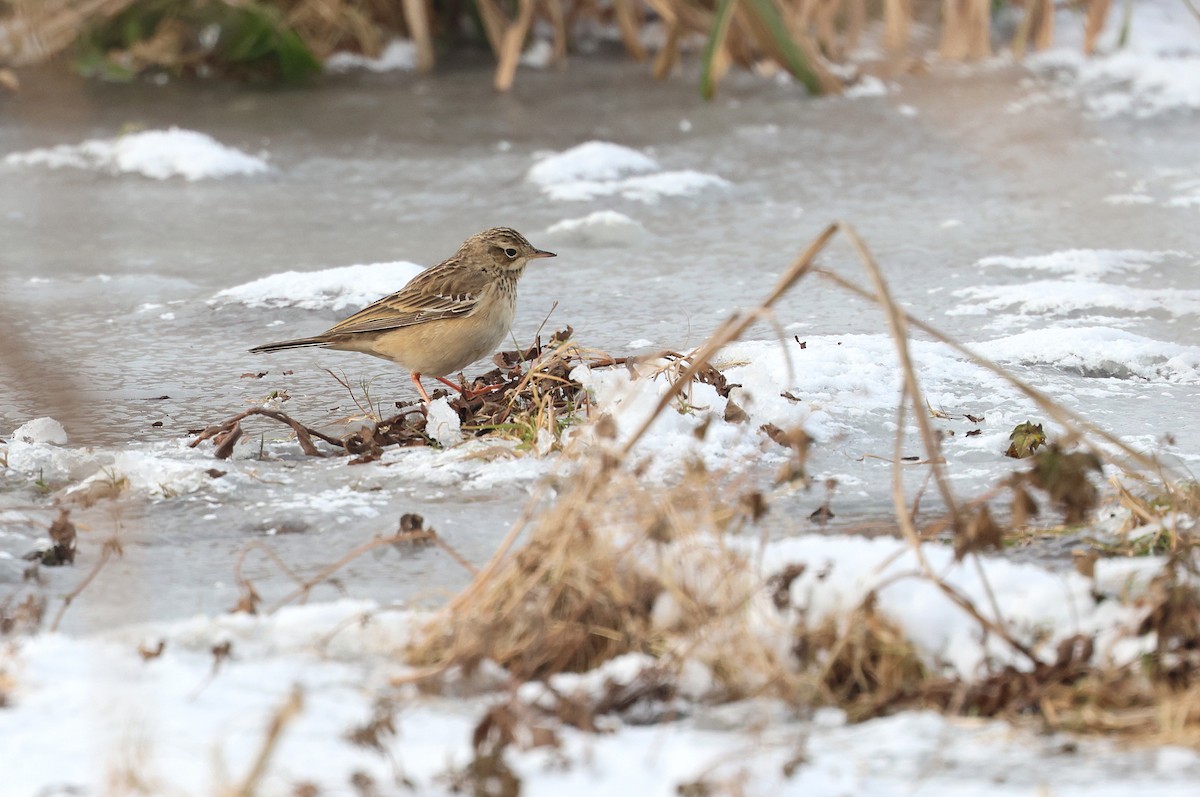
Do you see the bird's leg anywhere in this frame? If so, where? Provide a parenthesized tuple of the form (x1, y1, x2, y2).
(410, 372, 433, 404)
(433, 375, 504, 401)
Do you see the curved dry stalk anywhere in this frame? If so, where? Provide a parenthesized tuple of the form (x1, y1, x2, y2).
(225, 686, 304, 797)
(840, 224, 963, 529)
(49, 534, 121, 632)
(890, 388, 1039, 664)
(616, 222, 840, 460)
(189, 407, 345, 458)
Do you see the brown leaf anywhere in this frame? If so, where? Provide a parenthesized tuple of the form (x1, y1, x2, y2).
(809, 503, 834, 524)
(766, 563, 806, 610)
(1072, 549, 1099, 579)
(723, 397, 749, 424)
(954, 504, 1002, 560)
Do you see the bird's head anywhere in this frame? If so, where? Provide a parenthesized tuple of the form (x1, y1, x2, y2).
(464, 227, 556, 273)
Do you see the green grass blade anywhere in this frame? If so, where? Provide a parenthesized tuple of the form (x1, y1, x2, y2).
(700, 0, 739, 100)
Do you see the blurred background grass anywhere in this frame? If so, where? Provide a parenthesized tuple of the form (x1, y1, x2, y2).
(0, 0, 1118, 96)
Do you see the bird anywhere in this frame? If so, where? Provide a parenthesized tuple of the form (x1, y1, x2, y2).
(249, 227, 555, 403)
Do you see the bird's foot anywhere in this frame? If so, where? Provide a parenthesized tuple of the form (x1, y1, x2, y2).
(433, 375, 505, 401)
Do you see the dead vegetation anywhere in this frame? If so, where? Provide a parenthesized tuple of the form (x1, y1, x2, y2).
(0, 0, 1125, 94)
(190, 326, 626, 462)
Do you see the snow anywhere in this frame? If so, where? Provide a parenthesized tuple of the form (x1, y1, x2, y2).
(325, 39, 418, 73)
(754, 534, 1157, 677)
(4, 127, 269, 180)
(978, 248, 1177, 279)
(543, 210, 650, 246)
(520, 38, 555, 69)
(528, 141, 730, 203)
(975, 327, 1200, 383)
(11, 417, 68, 445)
(842, 75, 891, 98)
(951, 280, 1200, 318)
(528, 141, 660, 186)
(425, 397, 463, 448)
(212, 261, 424, 311)
(1, 542, 1193, 796)
(1028, 0, 1200, 117)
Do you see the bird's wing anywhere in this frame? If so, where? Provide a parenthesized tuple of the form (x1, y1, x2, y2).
(323, 266, 491, 336)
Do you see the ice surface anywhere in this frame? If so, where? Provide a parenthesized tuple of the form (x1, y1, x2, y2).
(212, 261, 424, 311)
(4, 127, 269, 180)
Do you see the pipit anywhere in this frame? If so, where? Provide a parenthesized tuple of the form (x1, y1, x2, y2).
(250, 227, 555, 403)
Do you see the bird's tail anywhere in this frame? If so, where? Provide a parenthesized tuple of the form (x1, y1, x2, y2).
(249, 336, 331, 354)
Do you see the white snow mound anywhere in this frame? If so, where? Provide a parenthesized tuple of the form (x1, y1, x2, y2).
(528, 141, 729, 203)
(4, 127, 268, 181)
(213, 261, 425, 312)
(543, 211, 650, 246)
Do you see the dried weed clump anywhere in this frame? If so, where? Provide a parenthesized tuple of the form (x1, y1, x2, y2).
(190, 327, 618, 462)
(407, 462, 664, 680)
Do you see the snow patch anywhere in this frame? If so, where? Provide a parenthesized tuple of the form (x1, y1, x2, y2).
(978, 249, 1177, 279)
(212, 261, 424, 312)
(425, 398, 463, 448)
(975, 327, 1200, 383)
(325, 39, 417, 73)
(951, 281, 1200, 318)
(842, 75, 891, 98)
(543, 210, 650, 246)
(10, 417, 68, 446)
(528, 141, 729, 203)
(4, 127, 268, 180)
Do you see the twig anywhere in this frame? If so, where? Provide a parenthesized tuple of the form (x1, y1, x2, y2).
(616, 223, 840, 460)
(189, 407, 344, 457)
(226, 686, 304, 797)
(50, 535, 120, 632)
(265, 530, 475, 614)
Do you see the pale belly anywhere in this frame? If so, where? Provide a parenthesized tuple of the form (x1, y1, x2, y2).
(343, 297, 515, 376)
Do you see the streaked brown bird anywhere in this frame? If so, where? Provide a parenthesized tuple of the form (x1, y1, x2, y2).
(249, 227, 555, 403)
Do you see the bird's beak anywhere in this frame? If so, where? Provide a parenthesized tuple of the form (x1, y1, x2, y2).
(529, 248, 556, 259)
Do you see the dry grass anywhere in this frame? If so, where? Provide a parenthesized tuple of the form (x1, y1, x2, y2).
(0, 0, 1124, 92)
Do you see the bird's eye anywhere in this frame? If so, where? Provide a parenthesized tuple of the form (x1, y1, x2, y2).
(503, 247, 518, 259)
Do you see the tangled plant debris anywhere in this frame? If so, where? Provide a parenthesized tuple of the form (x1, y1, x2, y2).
(190, 326, 746, 464)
